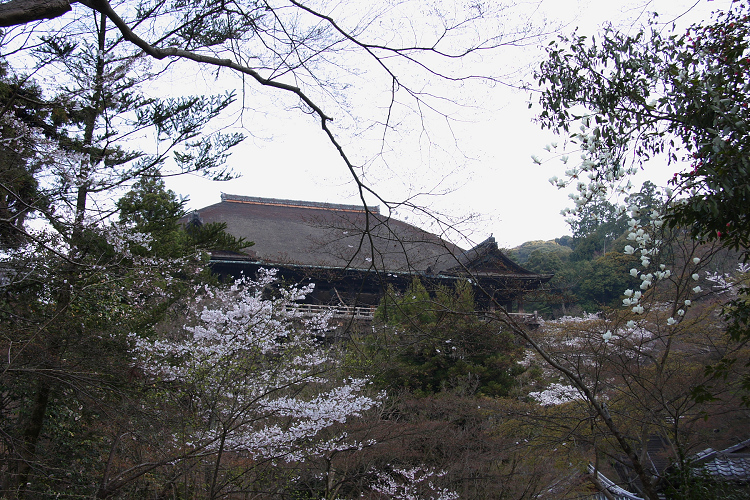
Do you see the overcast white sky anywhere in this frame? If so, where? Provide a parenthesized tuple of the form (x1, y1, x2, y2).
(163, 0, 730, 249)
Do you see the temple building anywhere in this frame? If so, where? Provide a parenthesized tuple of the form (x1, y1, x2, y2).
(189, 194, 551, 318)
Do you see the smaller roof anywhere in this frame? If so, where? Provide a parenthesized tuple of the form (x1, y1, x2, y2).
(693, 438, 750, 482)
(586, 464, 644, 500)
(447, 236, 546, 278)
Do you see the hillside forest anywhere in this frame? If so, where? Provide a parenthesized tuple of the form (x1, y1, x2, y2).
(506, 181, 745, 316)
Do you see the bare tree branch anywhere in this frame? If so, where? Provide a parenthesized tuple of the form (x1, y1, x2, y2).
(0, 0, 74, 27)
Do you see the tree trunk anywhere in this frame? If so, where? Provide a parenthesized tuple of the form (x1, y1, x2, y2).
(13, 381, 52, 499)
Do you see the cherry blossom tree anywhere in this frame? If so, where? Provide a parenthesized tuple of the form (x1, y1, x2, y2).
(115, 269, 382, 498)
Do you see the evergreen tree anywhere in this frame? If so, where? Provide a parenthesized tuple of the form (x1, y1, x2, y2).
(0, 63, 53, 248)
(117, 174, 252, 259)
(0, 13, 244, 495)
(364, 279, 523, 397)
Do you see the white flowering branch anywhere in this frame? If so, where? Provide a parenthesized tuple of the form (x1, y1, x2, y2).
(129, 271, 382, 484)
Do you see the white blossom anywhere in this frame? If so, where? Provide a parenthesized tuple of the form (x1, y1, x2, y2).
(529, 383, 583, 406)
(131, 272, 381, 464)
(370, 466, 459, 500)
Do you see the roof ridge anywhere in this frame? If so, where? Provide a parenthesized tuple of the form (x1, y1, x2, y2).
(692, 437, 750, 464)
(221, 193, 379, 214)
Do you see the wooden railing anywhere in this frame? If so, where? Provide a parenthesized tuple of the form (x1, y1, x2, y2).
(284, 304, 540, 324)
(284, 304, 378, 320)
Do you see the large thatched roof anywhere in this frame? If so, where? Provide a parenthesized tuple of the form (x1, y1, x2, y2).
(191, 194, 542, 279)
(191, 194, 453, 272)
